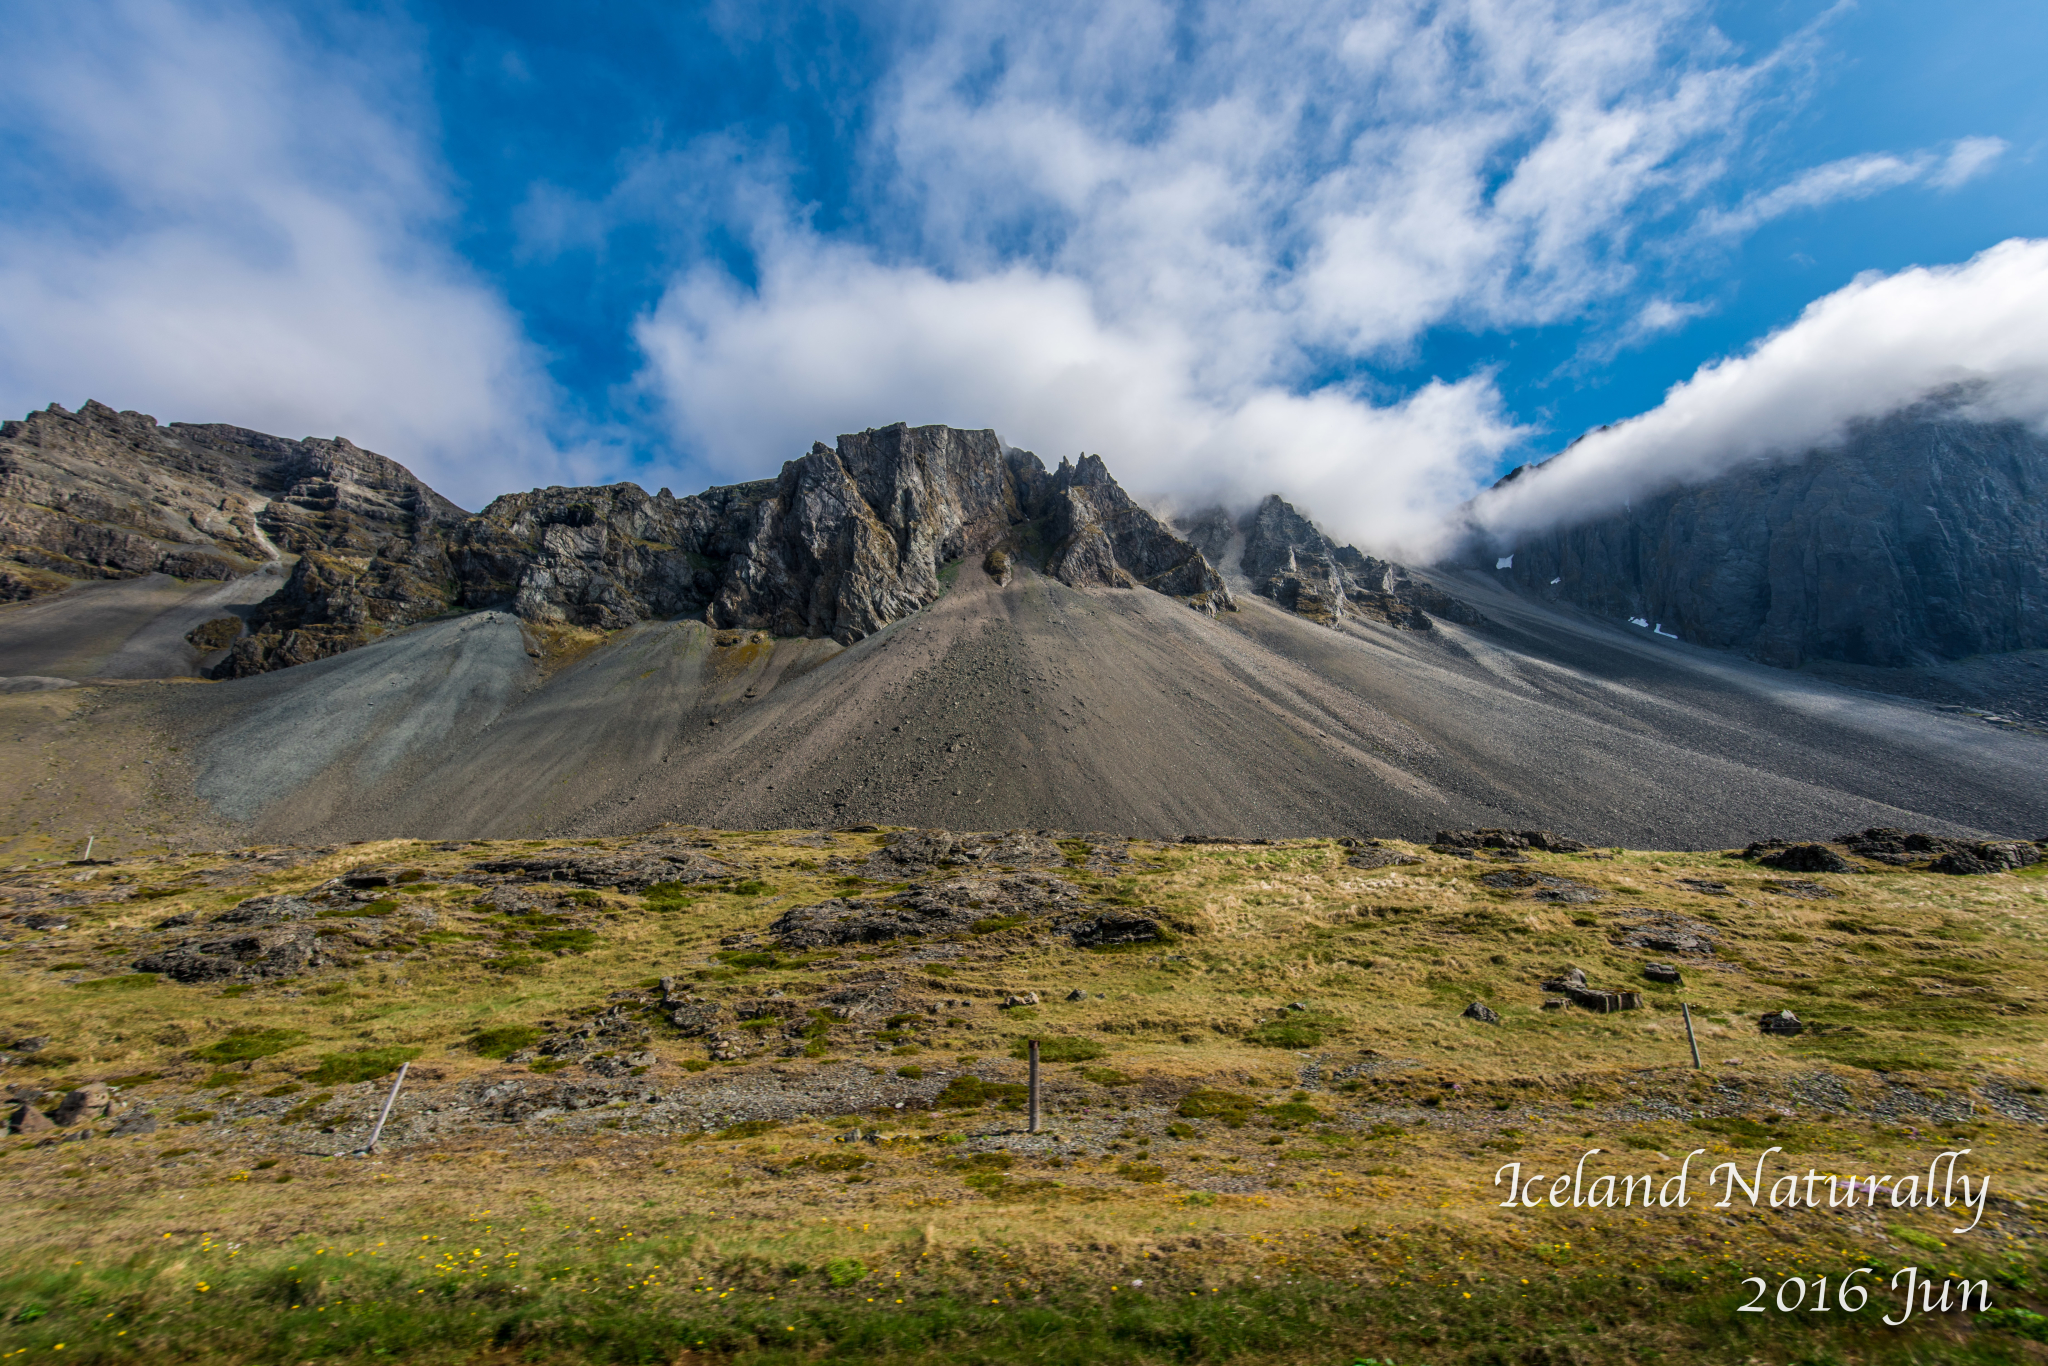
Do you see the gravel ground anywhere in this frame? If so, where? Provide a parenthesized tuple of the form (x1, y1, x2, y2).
(92, 561, 2048, 850)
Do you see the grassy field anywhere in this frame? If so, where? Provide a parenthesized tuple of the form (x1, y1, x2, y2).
(3, 827, 2047, 1363)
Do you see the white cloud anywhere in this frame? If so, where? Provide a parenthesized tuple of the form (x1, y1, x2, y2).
(1705, 135, 2010, 235)
(0, 0, 589, 509)
(634, 233, 1520, 557)
(1931, 135, 2008, 190)
(1470, 237, 2048, 540)
(639, 0, 1977, 553)
(1705, 153, 1929, 235)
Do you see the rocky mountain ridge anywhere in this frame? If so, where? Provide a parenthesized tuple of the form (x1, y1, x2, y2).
(1176, 494, 1482, 630)
(1481, 406, 2048, 668)
(0, 405, 1238, 677)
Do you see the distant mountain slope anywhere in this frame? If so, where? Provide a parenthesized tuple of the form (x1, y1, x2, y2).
(90, 557, 2048, 848)
(1483, 408, 2048, 667)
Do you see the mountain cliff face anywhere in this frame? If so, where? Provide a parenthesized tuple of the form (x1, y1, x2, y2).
(1176, 495, 1482, 629)
(0, 401, 460, 605)
(1, 406, 1230, 677)
(1487, 409, 2048, 667)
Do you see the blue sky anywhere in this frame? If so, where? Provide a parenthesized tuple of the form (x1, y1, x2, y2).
(2, 0, 2043, 552)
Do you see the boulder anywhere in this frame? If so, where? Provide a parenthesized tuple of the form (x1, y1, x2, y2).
(109, 1111, 158, 1138)
(1642, 963, 1683, 985)
(1539, 967, 1641, 1013)
(770, 873, 1083, 949)
(1758, 844, 1855, 874)
(1462, 1001, 1502, 1025)
(1759, 1010, 1805, 1036)
(8, 1102, 55, 1134)
(469, 849, 729, 891)
(1436, 829, 1585, 852)
(53, 1084, 114, 1126)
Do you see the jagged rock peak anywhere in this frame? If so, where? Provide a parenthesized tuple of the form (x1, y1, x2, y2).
(1172, 494, 1481, 631)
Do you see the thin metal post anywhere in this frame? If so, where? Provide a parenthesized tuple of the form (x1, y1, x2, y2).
(1681, 1004, 1703, 1070)
(1027, 1040, 1041, 1133)
(350, 1062, 410, 1155)
(82, 835, 94, 861)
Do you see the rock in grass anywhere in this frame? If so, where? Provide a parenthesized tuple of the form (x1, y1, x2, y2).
(53, 1084, 113, 1126)
(1462, 1001, 1501, 1024)
(1931, 841, 2041, 876)
(1642, 962, 1683, 984)
(9, 1102, 55, 1134)
(134, 925, 324, 982)
(1759, 1009, 1805, 1036)
(1346, 846, 1422, 870)
(1066, 914, 1164, 949)
(1758, 844, 1855, 874)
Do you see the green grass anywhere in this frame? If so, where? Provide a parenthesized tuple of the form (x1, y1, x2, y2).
(469, 1025, 542, 1060)
(0, 1236, 2029, 1366)
(1011, 1037, 1105, 1063)
(304, 1046, 422, 1085)
(70, 972, 157, 991)
(193, 1027, 308, 1064)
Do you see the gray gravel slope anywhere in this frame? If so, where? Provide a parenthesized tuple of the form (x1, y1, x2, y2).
(140, 560, 2048, 848)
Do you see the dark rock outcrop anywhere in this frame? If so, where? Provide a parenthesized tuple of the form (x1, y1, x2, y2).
(1485, 407, 2048, 667)
(1538, 966, 1642, 1013)
(1757, 843, 1856, 874)
(1177, 495, 1483, 630)
(1930, 841, 2041, 876)
(769, 872, 1084, 949)
(467, 850, 730, 892)
(1066, 913, 1166, 949)
(133, 924, 324, 982)
(1434, 828, 1589, 853)
(1609, 910, 1718, 956)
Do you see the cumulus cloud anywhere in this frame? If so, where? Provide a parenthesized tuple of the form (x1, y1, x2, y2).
(636, 0, 1815, 552)
(0, 0, 590, 509)
(636, 234, 1519, 554)
(1469, 237, 2048, 542)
